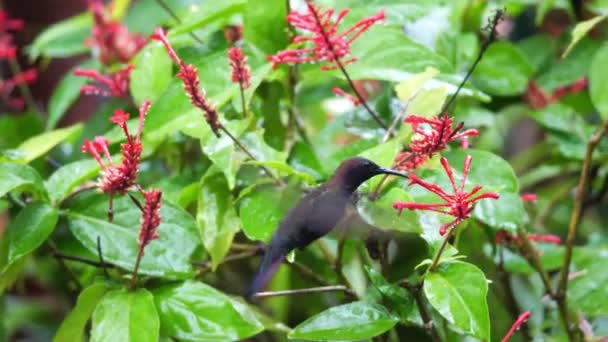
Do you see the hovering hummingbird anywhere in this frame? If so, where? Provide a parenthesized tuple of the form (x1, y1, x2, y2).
(245, 157, 408, 299)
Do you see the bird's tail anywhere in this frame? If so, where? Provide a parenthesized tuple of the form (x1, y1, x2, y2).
(244, 243, 286, 300)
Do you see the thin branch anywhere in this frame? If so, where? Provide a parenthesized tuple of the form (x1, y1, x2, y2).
(307, 4, 388, 132)
(428, 225, 457, 273)
(238, 82, 247, 118)
(127, 192, 144, 211)
(440, 9, 503, 114)
(130, 247, 144, 289)
(194, 249, 262, 270)
(401, 282, 441, 342)
(497, 246, 532, 341)
(53, 251, 114, 268)
(97, 236, 110, 279)
(252, 285, 353, 298)
(8, 58, 38, 115)
(288, 261, 332, 286)
(154, 0, 205, 45)
(47, 241, 82, 291)
(383, 89, 423, 143)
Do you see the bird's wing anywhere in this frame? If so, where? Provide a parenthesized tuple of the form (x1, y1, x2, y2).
(303, 187, 350, 240)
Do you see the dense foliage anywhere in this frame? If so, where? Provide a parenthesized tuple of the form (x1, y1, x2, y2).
(2, 0, 608, 341)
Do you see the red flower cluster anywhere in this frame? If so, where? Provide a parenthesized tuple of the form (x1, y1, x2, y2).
(87, 0, 146, 65)
(74, 64, 134, 99)
(394, 115, 479, 171)
(268, 2, 384, 70)
(228, 47, 251, 89)
(495, 230, 562, 245)
(138, 189, 162, 253)
(224, 25, 243, 44)
(501, 311, 530, 342)
(81, 100, 151, 195)
(524, 77, 588, 110)
(151, 28, 222, 137)
(332, 87, 360, 106)
(393, 156, 499, 235)
(0, 10, 37, 110)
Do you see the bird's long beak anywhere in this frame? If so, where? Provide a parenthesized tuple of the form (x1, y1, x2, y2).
(379, 168, 409, 179)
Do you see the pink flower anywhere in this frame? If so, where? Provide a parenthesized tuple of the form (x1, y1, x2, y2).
(87, 0, 146, 65)
(393, 156, 499, 235)
(228, 47, 251, 89)
(332, 87, 360, 106)
(501, 311, 530, 342)
(405, 115, 479, 156)
(74, 64, 134, 98)
(138, 189, 162, 253)
(81, 100, 151, 195)
(268, 2, 384, 70)
(150, 28, 222, 137)
(521, 193, 538, 202)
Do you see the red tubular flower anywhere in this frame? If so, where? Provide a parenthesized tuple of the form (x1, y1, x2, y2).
(501, 311, 531, 342)
(268, 2, 384, 70)
(393, 156, 499, 235)
(0, 11, 24, 31)
(74, 64, 134, 98)
(0, 10, 23, 60)
(81, 100, 151, 195)
(521, 193, 538, 202)
(553, 77, 588, 98)
(332, 87, 360, 106)
(405, 115, 479, 156)
(228, 47, 251, 89)
(495, 230, 562, 245)
(0, 68, 37, 110)
(87, 0, 146, 65)
(138, 189, 162, 253)
(150, 28, 222, 137)
(393, 151, 428, 172)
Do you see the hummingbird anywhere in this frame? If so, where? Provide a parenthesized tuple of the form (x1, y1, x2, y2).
(245, 157, 408, 299)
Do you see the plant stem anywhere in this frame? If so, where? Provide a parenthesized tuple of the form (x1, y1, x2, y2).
(252, 285, 353, 298)
(239, 82, 247, 118)
(130, 247, 144, 289)
(53, 251, 114, 268)
(289, 261, 331, 286)
(154, 0, 204, 45)
(401, 282, 441, 342)
(306, 4, 388, 132)
(97, 236, 110, 279)
(428, 225, 457, 273)
(497, 246, 532, 341)
(8, 58, 38, 116)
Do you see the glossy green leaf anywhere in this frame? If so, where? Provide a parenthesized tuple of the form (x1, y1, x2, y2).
(473, 192, 528, 233)
(45, 159, 100, 204)
(153, 281, 264, 341)
(472, 41, 533, 96)
(365, 266, 415, 321)
(246, 160, 315, 184)
(130, 43, 173, 105)
(54, 283, 108, 342)
(357, 188, 422, 234)
(0, 162, 47, 200)
(47, 60, 97, 130)
(0, 203, 58, 275)
(569, 258, 608, 316)
(442, 149, 519, 193)
(288, 301, 399, 341)
(169, 0, 246, 36)
(68, 194, 199, 279)
(502, 244, 564, 274)
(197, 167, 240, 270)
(91, 289, 159, 342)
(28, 13, 91, 59)
(243, 0, 287, 54)
(0, 112, 44, 148)
(564, 16, 606, 58)
(17, 124, 83, 163)
(424, 261, 490, 340)
(589, 43, 608, 119)
(537, 38, 600, 91)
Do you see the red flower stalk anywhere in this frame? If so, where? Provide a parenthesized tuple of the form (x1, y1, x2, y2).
(81, 100, 151, 195)
(521, 193, 538, 202)
(268, 2, 384, 70)
(332, 87, 360, 106)
(393, 151, 428, 172)
(525, 78, 588, 110)
(0, 10, 23, 60)
(393, 156, 499, 235)
(405, 114, 479, 156)
(138, 189, 162, 252)
(501, 311, 530, 342)
(150, 28, 222, 137)
(74, 64, 134, 98)
(228, 47, 251, 89)
(553, 77, 588, 98)
(495, 230, 562, 245)
(87, 0, 146, 65)
(0, 68, 37, 110)
(0, 11, 24, 32)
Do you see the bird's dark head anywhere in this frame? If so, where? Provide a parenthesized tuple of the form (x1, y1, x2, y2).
(328, 157, 408, 193)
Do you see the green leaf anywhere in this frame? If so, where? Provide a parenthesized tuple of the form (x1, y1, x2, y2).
(68, 194, 199, 279)
(169, 0, 246, 36)
(442, 149, 519, 193)
(357, 188, 422, 234)
(0, 203, 58, 278)
(589, 43, 608, 119)
(288, 301, 399, 341)
(17, 124, 83, 163)
(197, 167, 240, 270)
(130, 43, 173, 105)
(239, 183, 302, 242)
(243, 0, 287, 54)
(246, 160, 315, 184)
(0, 162, 47, 200)
(473, 192, 528, 233)
(45, 159, 100, 204)
(91, 289, 159, 342)
(47, 60, 97, 130)
(569, 258, 608, 316)
(537, 38, 600, 90)
(54, 283, 108, 342)
(502, 244, 564, 274)
(424, 261, 490, 340)
(28, 13, 91, 60)
(472, 41, 533, 96)
(564, 16, 607, 58)
(365, 266, 415, 322)
(153, 281, 264, 341)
